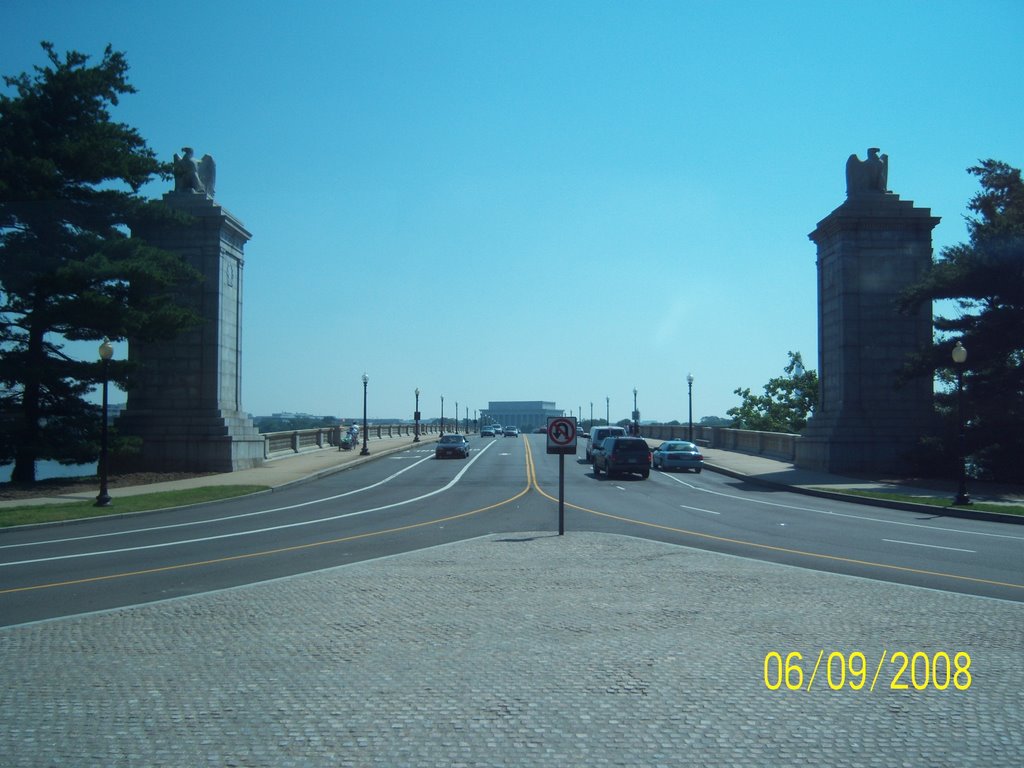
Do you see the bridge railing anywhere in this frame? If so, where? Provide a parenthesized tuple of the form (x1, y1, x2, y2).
(261, 423, 450, 459)
(639, 424, 798, 461)
(262, 423, 799, 462)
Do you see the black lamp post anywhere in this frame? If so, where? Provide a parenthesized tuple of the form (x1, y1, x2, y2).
(605, 396, 610, 426)
(454, 400, 459, 433)
(687, 373, 694, 442)
(360, 373, 370, 456)
(952, 342, 970, 505)
(414, 388, 421, 442)
(440, 395, 444, 435)
(95, 338, 113, 507)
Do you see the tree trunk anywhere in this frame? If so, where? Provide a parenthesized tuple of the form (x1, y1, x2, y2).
(10, 318, 45, 484)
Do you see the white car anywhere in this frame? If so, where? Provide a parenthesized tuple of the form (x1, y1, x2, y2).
(503, 426, 520, 437)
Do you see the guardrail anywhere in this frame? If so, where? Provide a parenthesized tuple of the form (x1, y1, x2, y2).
(261, 423, 451, 459)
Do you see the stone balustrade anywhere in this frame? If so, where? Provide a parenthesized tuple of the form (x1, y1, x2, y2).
(262, 422, 798, 462)
(261, 423, 450, 459)
(639, 425, 798, 461)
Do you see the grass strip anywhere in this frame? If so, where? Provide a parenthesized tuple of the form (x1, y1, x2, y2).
(0, 485, 270, 528)
(809, 488, 1024, 517)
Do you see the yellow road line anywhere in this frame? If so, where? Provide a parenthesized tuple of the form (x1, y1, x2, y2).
(1, 459, 533, 596)
(525, 438, 1024, 592)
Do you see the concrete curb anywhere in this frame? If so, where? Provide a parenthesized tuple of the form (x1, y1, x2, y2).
(705, 462, 1024, 525)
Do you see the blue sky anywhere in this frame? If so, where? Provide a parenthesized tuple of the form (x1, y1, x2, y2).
(5, 0, 1022, 425)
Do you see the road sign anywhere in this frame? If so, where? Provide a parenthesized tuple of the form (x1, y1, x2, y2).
(546, 416, 577, 455)
(546, 416, 577, 536)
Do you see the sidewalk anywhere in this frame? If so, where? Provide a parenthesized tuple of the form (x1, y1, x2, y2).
(698, 445, 1024, 517)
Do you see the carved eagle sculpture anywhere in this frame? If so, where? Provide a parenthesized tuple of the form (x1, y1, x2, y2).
(198, 154, 216, 199)
(845, 148, 889, 197)
(172, 148, 216, 198)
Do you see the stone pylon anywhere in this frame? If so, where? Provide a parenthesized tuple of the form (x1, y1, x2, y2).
(795, 150, 939, 475)
(116, 191, 264, 472)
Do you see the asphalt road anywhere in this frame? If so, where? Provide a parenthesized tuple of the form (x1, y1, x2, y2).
(1, 435, 1022, 626)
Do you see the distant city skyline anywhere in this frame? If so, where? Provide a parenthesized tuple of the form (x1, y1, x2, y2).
(5, 1, 1021, 424)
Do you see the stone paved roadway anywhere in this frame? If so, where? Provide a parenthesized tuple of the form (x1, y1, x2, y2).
(2, 533, 1021, 766)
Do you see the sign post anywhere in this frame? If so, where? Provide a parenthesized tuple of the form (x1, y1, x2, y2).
(546, 416, 577, 535)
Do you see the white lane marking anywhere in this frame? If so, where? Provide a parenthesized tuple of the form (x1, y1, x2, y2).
(1, 451, 438, 552)
(657, 470, 1023, 542)
(681, 504, 719, 515)
(883, 539, 976, 553)
(1, 442, 498, 565)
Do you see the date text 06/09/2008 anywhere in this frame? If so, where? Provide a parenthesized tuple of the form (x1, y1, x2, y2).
(763, 650, 972, 692)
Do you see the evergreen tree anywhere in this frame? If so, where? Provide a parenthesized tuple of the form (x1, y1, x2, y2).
(0, 43, 200, 483)
(901, 160, 1024, 482)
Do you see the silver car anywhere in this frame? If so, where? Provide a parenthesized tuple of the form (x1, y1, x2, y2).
(651, 441, 704, 473)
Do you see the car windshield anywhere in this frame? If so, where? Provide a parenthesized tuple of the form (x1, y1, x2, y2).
(663, 442, 695, 451)
(440, 435, 464, 444)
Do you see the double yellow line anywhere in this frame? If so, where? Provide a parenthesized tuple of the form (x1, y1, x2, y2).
(5, 439, 1021, 597)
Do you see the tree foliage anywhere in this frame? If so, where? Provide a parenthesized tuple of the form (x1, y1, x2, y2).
(0, 43, 201, 483)
(900, 160, 1024, 482)
(728, 351, 818, 434)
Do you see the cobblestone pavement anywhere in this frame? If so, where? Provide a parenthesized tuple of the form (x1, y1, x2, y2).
(2, 533, 1021, 767)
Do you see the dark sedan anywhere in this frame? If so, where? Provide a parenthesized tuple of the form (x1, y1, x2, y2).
(652, 441, 704, 472)
(592, 436, 651, 479)
(435, 434, 470, 459)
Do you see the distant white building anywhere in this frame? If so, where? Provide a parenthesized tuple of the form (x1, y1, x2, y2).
(482, 401, 564, 433)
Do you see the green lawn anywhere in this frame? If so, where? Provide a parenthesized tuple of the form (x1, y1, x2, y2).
(810, 488, 1024, 517)
(0, 485, 270, 528)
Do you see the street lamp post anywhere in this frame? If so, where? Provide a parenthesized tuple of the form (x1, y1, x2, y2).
(360, 373, 370, 456)
(606, 396, 610, 427)
(632, 387, 639, 436)
(440, 395, 444, 435)
(95, 338, 114, 507)
(687, 373, 694, 442)
(414, 388, 421, 442)
(952, 342, 970, 505)
(454, 401, 459, 433)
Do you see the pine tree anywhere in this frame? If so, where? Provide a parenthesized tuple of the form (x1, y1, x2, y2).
(0, 43, 200, 483)
(901, 160, 1024, 482)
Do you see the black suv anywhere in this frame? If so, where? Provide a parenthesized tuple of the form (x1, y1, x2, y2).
(592, 437, 652, 479)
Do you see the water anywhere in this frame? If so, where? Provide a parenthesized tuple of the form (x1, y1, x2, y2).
(0, 460, 97, 483)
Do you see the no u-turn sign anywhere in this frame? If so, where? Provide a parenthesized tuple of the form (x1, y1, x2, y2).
(546, 416, 578, 455)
